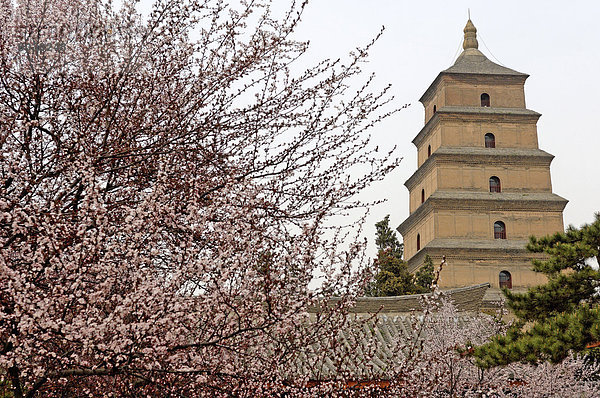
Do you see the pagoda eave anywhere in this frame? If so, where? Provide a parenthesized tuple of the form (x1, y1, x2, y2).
(404, 147, 555, 190)
(397, 192, 568, 235)
(412, 106, 541, 147)
(405, 238, 541, 271)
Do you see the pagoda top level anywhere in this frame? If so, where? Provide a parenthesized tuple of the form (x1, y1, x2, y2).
(420, 19, 528, 107)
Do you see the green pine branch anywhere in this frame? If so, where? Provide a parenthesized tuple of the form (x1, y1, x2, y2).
(473, 212, 600, 368)
(367, 216, 434, 296)
(474, 305, 600, 368)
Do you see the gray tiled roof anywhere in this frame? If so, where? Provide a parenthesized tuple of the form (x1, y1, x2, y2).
(328, 283, 490, 314)
(420, 48, 529, 103)
(443, 48, 527, 76)
(421, 238, 528, 251)
(434, 146, 553, 158)
(429, 190, 567, 203)
(301, 284, 491, 379)
(437, 105, 539, 116)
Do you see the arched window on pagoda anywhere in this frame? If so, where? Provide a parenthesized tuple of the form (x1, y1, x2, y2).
(416, 234, 421, 251)
(489, 176, 501, 193)
(485, 133, 495, 148)
(428, 145, 431, 157)
(499, 270, 512, 289)
(494, 221, 506, 239)
(433, 105, 437, 113)
(421, 189, 425, 204)
(481, 93, 490, 107)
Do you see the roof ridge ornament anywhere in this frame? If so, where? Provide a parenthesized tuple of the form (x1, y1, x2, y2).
(463, 18, 478, 50)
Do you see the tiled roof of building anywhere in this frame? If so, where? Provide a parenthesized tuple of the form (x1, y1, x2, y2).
(444, 19, 525, 77)
(434, 147, 553, 158)
(324, 283, 490, 314)
(421, 238, 528, 251)
(443, 48, 526, 76)
(429, 190, 568, 203)
(436, 105, 539, 116)
(301, 284, 491, 379)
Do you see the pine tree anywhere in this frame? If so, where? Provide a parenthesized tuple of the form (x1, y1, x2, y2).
(473, 213, 600, 368)
(415, 254, 435, 291)
(367, 216, 433, 296)
(375, 215, 403, 258)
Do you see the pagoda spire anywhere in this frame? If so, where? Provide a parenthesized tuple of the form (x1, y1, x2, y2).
(462, 19, 478, 50)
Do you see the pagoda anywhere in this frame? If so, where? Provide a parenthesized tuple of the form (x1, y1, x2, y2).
(397, 20, 567, 297)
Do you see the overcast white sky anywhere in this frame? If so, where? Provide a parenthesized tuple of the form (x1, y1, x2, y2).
(288, 0, 599, 252)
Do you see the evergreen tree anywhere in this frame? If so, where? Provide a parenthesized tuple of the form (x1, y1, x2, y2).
(415, 254, 435, 291)
(473, 213, 600, 368)
(368, 247, 416, 296)
(367, 216, 433, 296)
(375, 215, 403, 258)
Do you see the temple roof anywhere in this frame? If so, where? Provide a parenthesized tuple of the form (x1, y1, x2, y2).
(415, 238, 528, 251)
(299, 284, 491, 379)
(322, 283, 490, 314)
(420, 19, 527, 103)
(445, 19, 527, 76)
(443, 48, 526, 76)
(428, 190, 568, 203)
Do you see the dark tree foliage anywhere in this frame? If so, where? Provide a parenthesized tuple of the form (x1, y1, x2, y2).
(375, 215, 403, 258)
(415, 254, 435, 291)
(367, 216, 433, 296)
(474, 213, 600, 368)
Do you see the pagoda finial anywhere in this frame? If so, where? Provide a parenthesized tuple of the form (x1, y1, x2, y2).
(463, 18, 478, 50)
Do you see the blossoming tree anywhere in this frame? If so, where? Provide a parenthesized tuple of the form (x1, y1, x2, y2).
(0, 0, 400, 395)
